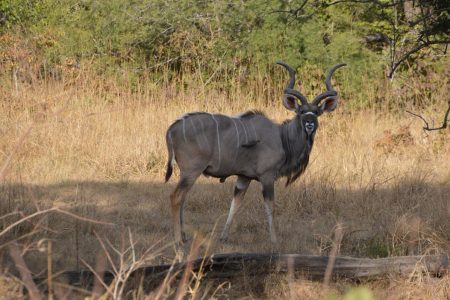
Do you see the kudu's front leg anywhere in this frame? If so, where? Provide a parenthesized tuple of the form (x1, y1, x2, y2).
(261, 178, 277, 244)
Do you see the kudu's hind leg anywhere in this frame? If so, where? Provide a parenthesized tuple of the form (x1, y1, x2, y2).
(220, 176, 251, 241)
(170, 174, 198, 245)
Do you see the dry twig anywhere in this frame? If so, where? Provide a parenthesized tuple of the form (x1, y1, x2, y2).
(406, 101, 450, 132)
(174, 234, 202, 300)
(8, 243, 43, 300)
(0, 207, 112, 239)
(323, 223, 344, 289)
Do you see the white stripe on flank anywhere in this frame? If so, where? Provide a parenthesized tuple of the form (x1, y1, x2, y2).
(231, 118, 240, 149)
(189, 118, 199, 146)
(238, 119, 249, 144)
(197, 118, 209, 148)
(189, 118, 197, 134)
(210, 114, 221, 168)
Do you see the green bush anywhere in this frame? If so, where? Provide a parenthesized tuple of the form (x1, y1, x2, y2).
(0, 0, 447, 108)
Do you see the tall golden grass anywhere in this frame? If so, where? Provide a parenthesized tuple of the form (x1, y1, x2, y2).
(0, 70, 449, 298)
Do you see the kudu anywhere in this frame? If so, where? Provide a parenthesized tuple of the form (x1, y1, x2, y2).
(165, 61, 346, 245)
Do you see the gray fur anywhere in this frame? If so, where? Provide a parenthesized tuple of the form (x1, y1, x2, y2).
(165, 61, 346, 246)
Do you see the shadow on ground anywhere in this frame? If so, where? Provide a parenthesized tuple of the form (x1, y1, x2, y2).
(0, 178, 449, 275)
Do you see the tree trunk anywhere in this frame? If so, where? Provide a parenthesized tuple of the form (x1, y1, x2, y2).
(46, 253, 449, 291)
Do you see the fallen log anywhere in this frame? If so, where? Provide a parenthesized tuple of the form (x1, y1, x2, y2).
(41, 253, 449, 290)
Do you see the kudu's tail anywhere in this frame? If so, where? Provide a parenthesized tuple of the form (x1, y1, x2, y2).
(165, 130, 175, 182)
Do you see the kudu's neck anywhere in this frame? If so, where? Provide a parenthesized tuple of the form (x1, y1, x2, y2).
(279, 117, 315, 185)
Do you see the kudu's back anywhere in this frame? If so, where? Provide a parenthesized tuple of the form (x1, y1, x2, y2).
(165, 111, 284, 182)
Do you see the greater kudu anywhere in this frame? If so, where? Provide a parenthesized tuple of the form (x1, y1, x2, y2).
(165, 61, 346, 245)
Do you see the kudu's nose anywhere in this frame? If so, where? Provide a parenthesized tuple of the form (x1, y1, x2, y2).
(305, 121, 315, 133)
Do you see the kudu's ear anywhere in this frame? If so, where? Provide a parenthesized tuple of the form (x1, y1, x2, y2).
(283, 94, 299, 111)
(318, 97, 338, 114)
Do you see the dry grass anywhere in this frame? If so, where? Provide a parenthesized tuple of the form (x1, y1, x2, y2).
(0, 75, 449, 298)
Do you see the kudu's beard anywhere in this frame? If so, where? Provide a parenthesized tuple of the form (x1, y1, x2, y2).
(305, 127, 315, 136)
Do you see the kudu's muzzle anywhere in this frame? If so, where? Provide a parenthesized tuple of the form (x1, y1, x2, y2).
(305, 121, 315, 134)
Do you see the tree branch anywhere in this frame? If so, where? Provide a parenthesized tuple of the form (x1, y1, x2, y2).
(407, 7, 449, 28)
(9, 243, 43, 300)
(270, 0, 313, 19)
(406, 101, 450, 131)
(388, 39, 450, 78)
(323, 0, 403, 8)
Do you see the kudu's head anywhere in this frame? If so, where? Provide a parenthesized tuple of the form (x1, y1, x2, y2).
(277, 61, 346, 136)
